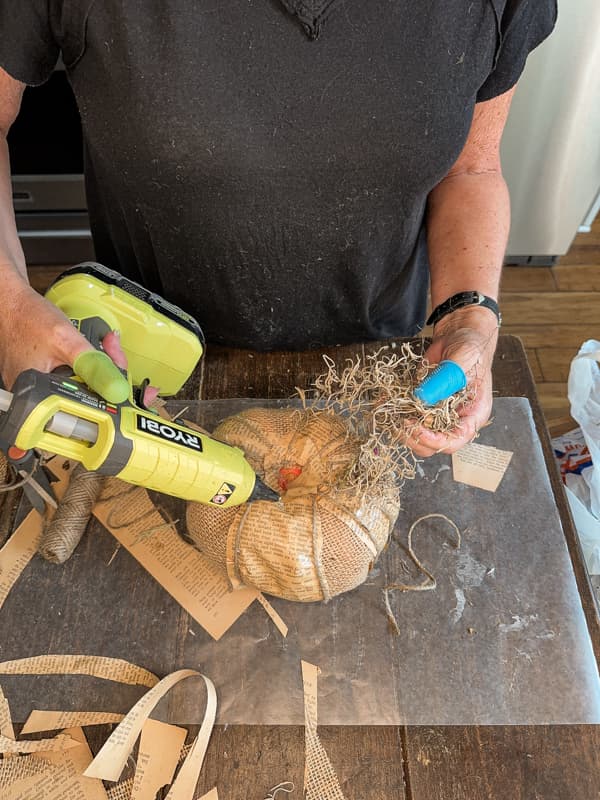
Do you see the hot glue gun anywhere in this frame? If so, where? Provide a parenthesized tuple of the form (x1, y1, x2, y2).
(0, 263, 279, 508)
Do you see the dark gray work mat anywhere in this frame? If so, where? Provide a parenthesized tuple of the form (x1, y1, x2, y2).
(1, 398, 599, 725)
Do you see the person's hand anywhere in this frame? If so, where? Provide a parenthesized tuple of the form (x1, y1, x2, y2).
(1, 275, 128, 401)
(407, 306, 499, 457)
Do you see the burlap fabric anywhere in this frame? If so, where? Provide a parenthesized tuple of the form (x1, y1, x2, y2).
(186, 408, 400, 602)
(0, 755, 55, 789)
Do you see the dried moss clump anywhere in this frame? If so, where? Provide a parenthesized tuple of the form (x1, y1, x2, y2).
(303, 342, 472, 493)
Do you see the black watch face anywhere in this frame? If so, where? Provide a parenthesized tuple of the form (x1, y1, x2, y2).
(450, 292, 476, 312)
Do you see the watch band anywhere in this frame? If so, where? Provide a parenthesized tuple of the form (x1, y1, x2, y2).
(426, 291, 501, 328)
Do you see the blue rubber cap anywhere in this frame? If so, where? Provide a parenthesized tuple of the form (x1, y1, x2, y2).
(414, 360, 467, 406)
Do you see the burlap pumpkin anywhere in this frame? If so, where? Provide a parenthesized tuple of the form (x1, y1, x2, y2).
(186, 408, 400, 601)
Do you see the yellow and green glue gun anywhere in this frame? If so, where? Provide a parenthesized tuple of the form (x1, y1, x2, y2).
(0, 263, 279, 507)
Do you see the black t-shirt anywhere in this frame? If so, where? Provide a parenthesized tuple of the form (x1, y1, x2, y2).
(1, 1, 555, 350)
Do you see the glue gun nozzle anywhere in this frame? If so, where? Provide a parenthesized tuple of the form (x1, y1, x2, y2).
(248, 474, 280, 503)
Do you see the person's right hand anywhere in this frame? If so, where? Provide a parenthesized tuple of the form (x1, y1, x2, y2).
(1, 277, 129, 402)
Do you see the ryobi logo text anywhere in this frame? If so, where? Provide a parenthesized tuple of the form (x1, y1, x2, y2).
(136, 415, 203, 452)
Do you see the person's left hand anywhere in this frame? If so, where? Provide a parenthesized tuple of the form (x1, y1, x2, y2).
(406, 306, 500, 457)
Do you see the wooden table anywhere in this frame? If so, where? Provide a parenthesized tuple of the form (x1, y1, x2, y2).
(3, 334, 600, 799)
(186, 334, 600, 800)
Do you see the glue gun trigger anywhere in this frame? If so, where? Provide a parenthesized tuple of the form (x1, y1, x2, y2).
(6, 446, 58, 512)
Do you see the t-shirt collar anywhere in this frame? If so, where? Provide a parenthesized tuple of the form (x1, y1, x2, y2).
(277, 0, 346, 39)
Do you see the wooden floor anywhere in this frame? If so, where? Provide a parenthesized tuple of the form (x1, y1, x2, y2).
(27, 214, 600, 433)
(502, 213, 600, 433)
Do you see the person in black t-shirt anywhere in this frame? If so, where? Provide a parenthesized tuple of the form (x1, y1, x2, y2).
(0, 1, 556, 456)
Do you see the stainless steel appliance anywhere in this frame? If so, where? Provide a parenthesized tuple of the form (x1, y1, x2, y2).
(501, 0, 600, 264)
(8, 65, 93, 265)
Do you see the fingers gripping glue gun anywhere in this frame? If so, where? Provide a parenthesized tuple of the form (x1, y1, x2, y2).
(0, 263, 279, 507)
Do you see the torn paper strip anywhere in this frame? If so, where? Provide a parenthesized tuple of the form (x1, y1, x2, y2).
(0, 655, 158, 687)
(94, 479, 257, 640)
(452, 442, 513, 492)
(1, 727, 108, 800)
(85, 669, 216, 784)
(22, 710, 125, 735)
(256, 594, 288, 637)
(163, 676, 216, 800)
(0, 731, 78, 754)
(130, 719, 186, 800)
(301, 661, 319, 734)
(0, 684, 15, 739)
(301, 661, 346, 800)
(0, 514, 43, 612)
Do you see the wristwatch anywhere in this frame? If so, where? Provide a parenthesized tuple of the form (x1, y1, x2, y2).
(426, 291, 501, 328)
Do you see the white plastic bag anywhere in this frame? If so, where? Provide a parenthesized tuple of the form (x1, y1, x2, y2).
(564, 486, 600, 574)
(567, 340, 600, 574)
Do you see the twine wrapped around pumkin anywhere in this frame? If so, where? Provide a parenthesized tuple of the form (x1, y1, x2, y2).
(186, 408, 401, 602)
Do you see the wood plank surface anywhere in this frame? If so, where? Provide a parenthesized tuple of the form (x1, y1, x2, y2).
(499, 292, 600, 326)
(191, 726, 406, 800)
(553, 263, 600, 291)
(557, 242, 600, 265)
(501, 266, 556, 292)
(525, 348, 543, 382)
(536, 382, 570, 420)
(547, 415, 581, 438)
(403, 726, 600, 800)
(536, 347, 579, 383)
(503, 324, 595, 350)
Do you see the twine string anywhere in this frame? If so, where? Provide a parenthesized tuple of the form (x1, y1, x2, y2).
(264, 782, 295, 799)
(384, 513, 461, 635)
(38, 464, 105, 564)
